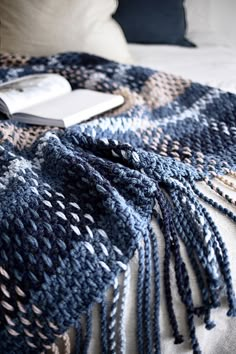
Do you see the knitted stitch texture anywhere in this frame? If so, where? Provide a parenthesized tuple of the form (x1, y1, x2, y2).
(0, 52, 235, 354)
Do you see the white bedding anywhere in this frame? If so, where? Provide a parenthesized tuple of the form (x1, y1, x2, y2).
(129, 44, 236, 93)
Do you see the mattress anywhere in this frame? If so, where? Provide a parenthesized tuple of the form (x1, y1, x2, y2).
(129, 44, 236, 93)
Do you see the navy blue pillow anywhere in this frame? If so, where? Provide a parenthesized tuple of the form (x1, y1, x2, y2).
(114, 0, 195, 47)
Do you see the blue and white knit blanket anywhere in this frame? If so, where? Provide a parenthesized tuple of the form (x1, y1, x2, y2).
(0, 52, 235, 354)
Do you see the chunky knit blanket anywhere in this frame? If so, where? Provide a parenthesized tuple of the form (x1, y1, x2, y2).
(0, 52, 235, 354)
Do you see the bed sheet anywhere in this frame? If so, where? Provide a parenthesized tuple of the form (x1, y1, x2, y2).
(129, 44, 236, 93)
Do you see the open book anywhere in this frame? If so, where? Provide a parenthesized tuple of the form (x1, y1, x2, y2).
(0, 74, 124, 128)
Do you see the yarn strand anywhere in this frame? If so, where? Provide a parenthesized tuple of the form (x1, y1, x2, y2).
(137, 245, 145, 354)
(149, 228, 161, 354)
(118, 265, 130, 354)
(108, 278, 120, 354)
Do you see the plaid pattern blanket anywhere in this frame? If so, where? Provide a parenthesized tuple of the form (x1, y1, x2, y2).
(0, 52, 235, 354)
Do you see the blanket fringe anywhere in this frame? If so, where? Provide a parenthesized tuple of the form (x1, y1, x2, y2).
(51, 343, 60, 354)
(137, 242, 145, 353)
(214, 174, 236, 191)
(149, 228, 161, 354)
(47, 172, 236, 354)
(108, 278, 120, 354)
(118, 265, 130, 354)
(74, 318, 83, 354)
(227, 170, 236, 178)
(157, 173, 236, 353)
(61, 332, 71, 354)
(204, 177, 236, 206)
(100, 297, 108, 354)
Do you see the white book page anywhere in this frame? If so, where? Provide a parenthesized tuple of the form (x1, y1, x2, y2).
(0, 74, 71, 114)
(12, 89, 125, 128)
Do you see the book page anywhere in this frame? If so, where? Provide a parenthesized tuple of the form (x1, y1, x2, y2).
(12, 89, 124, 128)
(0, 74, 71, 114)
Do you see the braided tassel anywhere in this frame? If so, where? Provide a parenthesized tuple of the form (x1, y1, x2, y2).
(214, 174, 236, 191)
(177, 176, 236, 316)
(61, 332, 71, 354)
(180, 197, 222, 308)
(137, 244, 145, 354)
(74, 320, 83, 354)
(190, 182, 236, 223)
(143, 231, 153, 354)
(82, 307, 93, 354)
(108, 278, 120, 354)
(100, 297, 108, 354)
(149, 228, 161, 354)
(155, 188, 184, 346)
(118, 265, 130, 354)
(205, 178, 236, 206)
(164, 178, 223, 308)
(51, 343, 60, 354)
(169, 219, 202, 354)
(170, 194, 215, 329)
(156, 187, 202, 352)
(197, 204, 236, 316)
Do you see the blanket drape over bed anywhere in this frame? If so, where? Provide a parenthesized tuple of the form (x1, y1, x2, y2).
(0, 52, 235, 354)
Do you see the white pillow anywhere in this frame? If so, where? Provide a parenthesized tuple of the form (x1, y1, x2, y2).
(185, 0, 236, 47)
(0, 0, 132, 63)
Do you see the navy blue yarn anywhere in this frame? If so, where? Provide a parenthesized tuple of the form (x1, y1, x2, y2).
(0, 52, 235, 353)
(149, 228, 161, 354)
(197, 204, 236, 317)
(175, 195, 221, 308)
(155, 189, 184, 346)
(156, 187, 201, 353)
(82, 307, 93, 354)
(168, 176, 236, 324)
(165, 198, 202, 353)
(137, 244, 145, 354)
(190, 182, 236, 223)
(100, 298, 108, 354)
(162, 179, 223, 302)
(205, 179, 236, 207)
(169, 196, 215, 329)
(108, 280, 120, 354)
(143, 230, 153, 354)
(74, 320, 83, 354)
(176, 176, 236, 316)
